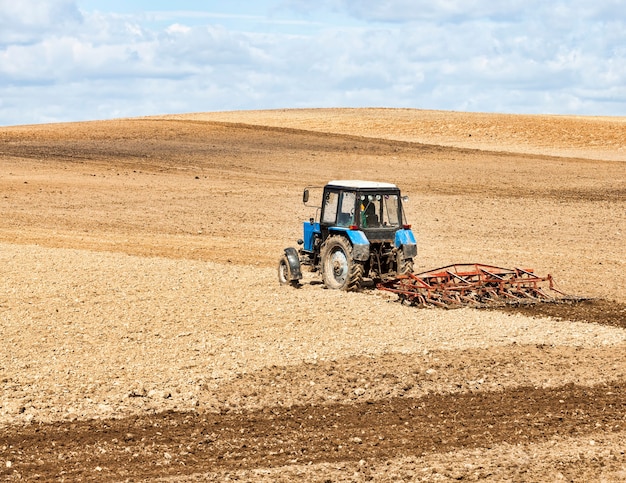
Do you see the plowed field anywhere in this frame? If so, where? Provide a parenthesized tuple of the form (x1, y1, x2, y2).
(1, 108, 625, 481)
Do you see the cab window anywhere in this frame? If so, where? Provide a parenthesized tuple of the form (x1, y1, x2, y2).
(359, 193, 402, 228)
(337, 191, 356, 226)
(322, 191, 339, 224)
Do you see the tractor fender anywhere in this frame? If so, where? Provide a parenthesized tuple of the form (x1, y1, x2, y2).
(283, 247, 302, 281)
(328, 227, 370, 261)
(395, 229, 418, 259)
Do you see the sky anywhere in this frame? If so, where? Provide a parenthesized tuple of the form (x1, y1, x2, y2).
(0, 0, 625, 126)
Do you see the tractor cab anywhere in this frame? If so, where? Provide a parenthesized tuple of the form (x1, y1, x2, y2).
(319, 180, 406, 234)
(302, 181, 410, 248)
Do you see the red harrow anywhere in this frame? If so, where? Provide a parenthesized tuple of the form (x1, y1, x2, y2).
(378, 263, 579, 308)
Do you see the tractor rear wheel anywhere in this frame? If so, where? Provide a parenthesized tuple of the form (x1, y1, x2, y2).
(321, 236, 364, 291)
(398, 256, 414, 275)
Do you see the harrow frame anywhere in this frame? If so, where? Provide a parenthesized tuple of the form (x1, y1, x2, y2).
(377, 263, 575, 308)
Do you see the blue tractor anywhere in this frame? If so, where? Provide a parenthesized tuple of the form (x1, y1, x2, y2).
(279, 180, 417, 291)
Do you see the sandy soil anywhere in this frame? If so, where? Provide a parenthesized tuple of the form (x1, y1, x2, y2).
(0, 108, 625, 481)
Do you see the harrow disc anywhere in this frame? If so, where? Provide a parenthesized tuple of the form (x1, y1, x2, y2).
(378, 263, 577, 308)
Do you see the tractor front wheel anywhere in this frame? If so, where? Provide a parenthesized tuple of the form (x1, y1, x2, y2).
(278, 255, 300, 287)
(321, 236, 364, 291)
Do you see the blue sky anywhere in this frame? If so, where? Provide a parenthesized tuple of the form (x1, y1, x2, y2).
(0, 0, 624, 126)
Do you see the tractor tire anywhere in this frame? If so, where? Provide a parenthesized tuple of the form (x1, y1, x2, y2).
(321, 235, 364, 291)
(398, 257, 414, 276)
(278, 255, 300, 287)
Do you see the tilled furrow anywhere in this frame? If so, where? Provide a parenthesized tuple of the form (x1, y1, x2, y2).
(1, 381, 625, 481)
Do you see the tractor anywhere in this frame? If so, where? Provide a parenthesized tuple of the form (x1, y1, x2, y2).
(278, 180, 417, 291)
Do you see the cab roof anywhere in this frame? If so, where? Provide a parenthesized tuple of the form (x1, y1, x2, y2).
(326, 180, 398, 189)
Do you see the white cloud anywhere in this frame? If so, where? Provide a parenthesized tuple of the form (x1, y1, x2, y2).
(283, 0, 625, 25)
(0, 0, 625, 125)
(0, 0, 83, 45)
(166, 23, 191, 35)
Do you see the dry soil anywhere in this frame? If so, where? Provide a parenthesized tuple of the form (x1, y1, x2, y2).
(0, 108, 625, 481)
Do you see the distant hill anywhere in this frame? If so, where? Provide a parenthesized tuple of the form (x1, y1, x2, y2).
(153, 108, 626, 162)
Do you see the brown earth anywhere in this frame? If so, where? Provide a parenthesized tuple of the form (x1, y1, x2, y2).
(0, 108, 625, 481)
